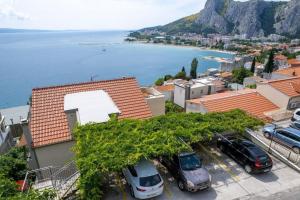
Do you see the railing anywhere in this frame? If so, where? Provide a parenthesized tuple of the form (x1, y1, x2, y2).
(22, 161, 79, 199)
(245, 128, 300, 172)
(22, 166, 60, 191)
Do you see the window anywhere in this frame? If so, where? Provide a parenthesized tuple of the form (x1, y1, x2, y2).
(278, 131, 300, 142)
(295, 123, 300, 129)
(179, 154, 202, 170)
(296, 111, 300, 116)
(128, 166, 137, 177)
(140, 174, 161, 187)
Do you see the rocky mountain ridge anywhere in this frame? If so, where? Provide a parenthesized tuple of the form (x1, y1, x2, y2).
(142, 0, 300, 38)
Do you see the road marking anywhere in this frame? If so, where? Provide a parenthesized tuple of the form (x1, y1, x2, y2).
(163, 179, 173, 199)
(116, 174, 127, 200)
(198, 144, 240, 182)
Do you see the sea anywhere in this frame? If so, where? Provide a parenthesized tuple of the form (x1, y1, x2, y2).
(0, 30, 234, 108)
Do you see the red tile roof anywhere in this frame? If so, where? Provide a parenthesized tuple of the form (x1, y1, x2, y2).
(188, 90, 279, 120)
(268, 77, 300, 97)
(30, 77, 152, 147)
(154, 85, 175, 92)
(288, 59, 300, 67)
(274, 54, 287, 61)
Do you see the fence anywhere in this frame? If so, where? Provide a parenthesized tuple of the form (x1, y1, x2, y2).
(245, 128, 300, 172)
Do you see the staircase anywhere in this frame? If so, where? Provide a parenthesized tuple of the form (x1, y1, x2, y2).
(22, 160, 79, 199)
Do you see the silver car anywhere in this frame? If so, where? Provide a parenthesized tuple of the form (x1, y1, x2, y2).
(160, 152, 212, 192)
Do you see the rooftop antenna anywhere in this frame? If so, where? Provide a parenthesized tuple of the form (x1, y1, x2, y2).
(90, 75, 98, 82)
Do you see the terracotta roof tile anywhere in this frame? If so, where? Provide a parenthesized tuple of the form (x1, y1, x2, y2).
(189, 90, 279, 120)
(154, 85, 175, 92)
(288, 59, 300, 67)
(268, 77, 300, 97)
(30, 77, 152, 148)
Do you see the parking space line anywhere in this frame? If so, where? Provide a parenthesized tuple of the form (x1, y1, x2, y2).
(163, 179, 173, 199)
(116, 174, 127, 200)
(198, 144, 240, 182)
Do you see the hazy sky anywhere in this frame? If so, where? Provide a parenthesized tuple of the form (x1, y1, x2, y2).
(0, 0, 290, 30)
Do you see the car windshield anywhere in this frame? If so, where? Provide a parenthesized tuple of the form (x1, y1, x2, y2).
(258, 155, 269, 163)
(179, 154, 202, 171)
(140, 174, 161, 187)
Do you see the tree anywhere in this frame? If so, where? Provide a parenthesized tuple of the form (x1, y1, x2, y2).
(165, 101, 184, 114)
(181, 66, 186, 73)
(155, 78, 164, 86)
(264, 50, 275, 73)
(164, 75, 173, 81)
(232, 67, 253, 84)
(190, 58, 198, 79)
(250, 57, 256, 73)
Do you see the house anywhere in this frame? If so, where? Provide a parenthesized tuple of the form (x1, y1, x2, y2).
(220, 56, 253, 72)
(243, 76, 266, 87)
(186, 89, 279, 120)
(154, 85, 175, 101)
(141, 87, 165, 117)
(0, 112, 13, 154)
(0, 105, 29, 138)
(272, 67, 300, 79)
(22, 77, 152, 169)
(274, 54, 288, 69)
(288, 59, 300, 68)
(257, 77, 300, 110)
(174, 77, 225, 108)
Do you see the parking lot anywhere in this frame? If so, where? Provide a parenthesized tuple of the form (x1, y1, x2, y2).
(104, 142, 300, 200)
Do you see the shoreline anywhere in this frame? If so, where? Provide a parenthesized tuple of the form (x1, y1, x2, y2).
(127, 40, 237, 55)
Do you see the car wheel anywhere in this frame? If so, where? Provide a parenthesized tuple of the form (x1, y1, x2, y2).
(264, 132, 271, 139)
(244, 165, 252, 174)
(293, 147, 300, 154)
(129, 185, 135, 198)
(177, 180, 185, 191)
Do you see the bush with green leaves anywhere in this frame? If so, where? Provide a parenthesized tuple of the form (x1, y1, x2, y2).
(0, 147, 56, 200)
(165, 101, 184, 114)
(73, 110, 264, 199)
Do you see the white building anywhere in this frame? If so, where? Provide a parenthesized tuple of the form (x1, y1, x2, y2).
(0, 112, 13, 154)
(174, 77, 225, 108)
(141, 87, 165, 117)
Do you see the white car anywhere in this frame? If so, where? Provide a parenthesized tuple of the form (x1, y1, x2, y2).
(292, 108, 300, 121)
(123, 159, 164, 199)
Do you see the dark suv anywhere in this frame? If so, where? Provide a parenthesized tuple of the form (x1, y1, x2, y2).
(217, 135, 273, 174)
(159, 152, 211, 192)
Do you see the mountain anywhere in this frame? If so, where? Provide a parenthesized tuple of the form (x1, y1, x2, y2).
(142, 0, 300, 38)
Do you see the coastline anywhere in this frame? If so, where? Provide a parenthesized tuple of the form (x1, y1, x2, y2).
(127, 40, 237, 55)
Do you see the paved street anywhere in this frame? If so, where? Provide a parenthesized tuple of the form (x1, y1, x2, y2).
(105, 144, 300, 200)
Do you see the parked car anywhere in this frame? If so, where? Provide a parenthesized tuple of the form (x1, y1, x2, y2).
(217, 135, 273, 173)
(292, 108, 300, 121)
(122, 159, 164, 199)
(159, 152, 211, 192)
(263, 125, 300, 154)
(290, 120, 300, 131)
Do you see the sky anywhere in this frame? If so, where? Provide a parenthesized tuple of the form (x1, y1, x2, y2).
(0, 0, 290, 30)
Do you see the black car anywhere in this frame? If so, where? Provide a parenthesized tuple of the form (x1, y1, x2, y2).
(159, 152, 211, 192)
(217, 135, 273, 174)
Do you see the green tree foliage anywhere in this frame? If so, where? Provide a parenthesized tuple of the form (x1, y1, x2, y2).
(181, 66, 186, 73)
(164, 75, 173, 81)
(0, 148, 56, 200)
(73, 110, 263, 199)
(175, 71, 186, 79)
(250, 57, 256, 73)
(0, 147, 27, 181)
(190, 58, 198, 79)
(264, 50, 275, 73)
(155, 78, 164, 86)
(165, 101, 184, 114)
(232, 67, 253, 84)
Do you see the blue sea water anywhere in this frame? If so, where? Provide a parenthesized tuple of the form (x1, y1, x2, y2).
(0, 30, 234, 108)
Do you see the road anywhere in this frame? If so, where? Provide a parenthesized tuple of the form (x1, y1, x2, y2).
(244, 185, 300, 200)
